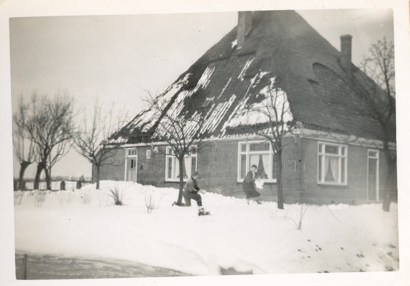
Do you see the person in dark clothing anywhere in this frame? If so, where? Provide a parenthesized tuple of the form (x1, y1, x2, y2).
(243, 165, 262, 204)
(173, 172, 210, 215)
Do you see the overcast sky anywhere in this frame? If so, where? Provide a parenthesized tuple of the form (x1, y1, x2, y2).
(9, 9, 394, 179)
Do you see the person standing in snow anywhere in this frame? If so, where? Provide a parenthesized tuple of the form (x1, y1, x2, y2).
(243, 165, 262, 204)
(173, 172, 210, 216)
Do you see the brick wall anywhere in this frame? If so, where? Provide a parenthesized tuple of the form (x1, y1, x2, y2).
(93, 138, 396, 205)
(298, 138, 396, 205)
(91, 148, 125, 183)
(134, 140, 280, 197)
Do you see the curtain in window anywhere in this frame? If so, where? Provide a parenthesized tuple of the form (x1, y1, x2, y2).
(249, 154, 269, 179)
(324, 157, 339, 182)
(249, 155, 259, 169)
(256, 154, 269, 179)
(176, 157, 189, 179)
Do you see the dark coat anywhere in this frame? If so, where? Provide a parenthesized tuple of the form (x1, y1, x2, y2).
(184, 177, 200, 193)
(243, 171, 260, 199)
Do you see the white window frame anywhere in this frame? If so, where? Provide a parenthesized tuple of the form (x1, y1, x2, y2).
(317, 142, 348, 185)
(165, 146, 197, 182)
(124, 148, 138, 181)
(367, 149, 380, 201)
(237, 141, 277, 183)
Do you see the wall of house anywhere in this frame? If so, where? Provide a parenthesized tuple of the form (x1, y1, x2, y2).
(298, 138, 396, 205)
(91, 148, 126, 183)
(93, 138, 397, 205)
(135, 140, 281, 197)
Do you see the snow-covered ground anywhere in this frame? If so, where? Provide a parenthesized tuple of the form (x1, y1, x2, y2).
(14, 181, 399, 276)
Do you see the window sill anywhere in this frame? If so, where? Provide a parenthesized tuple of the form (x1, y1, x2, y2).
(165, 179, 189, 183)
(317, 183, 348, 187)
(237, 180, 277, 184)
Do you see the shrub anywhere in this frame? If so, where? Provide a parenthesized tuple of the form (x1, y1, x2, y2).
(144, 192, 163, 213)
(97, 191, 109, 208)
(56, 191, 75, 206)
(108, 185, 124, 206)
(32, 190, 47, 207)
(80, 190, 92, 204)
(14, 191, 24, 205)
(268, 203, 310, 231)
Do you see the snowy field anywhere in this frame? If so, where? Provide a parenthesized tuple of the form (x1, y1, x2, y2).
(14, 181, 399, 276)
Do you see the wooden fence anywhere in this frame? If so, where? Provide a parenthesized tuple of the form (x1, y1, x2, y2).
(14, 181, 92, 191)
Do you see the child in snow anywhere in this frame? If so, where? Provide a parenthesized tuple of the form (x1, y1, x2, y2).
(243, 165, 262, 204)
(173, 172, 210, 216)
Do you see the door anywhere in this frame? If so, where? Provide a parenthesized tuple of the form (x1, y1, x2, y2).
(367, 150, 379, 201)
(127, 158, 137, 182)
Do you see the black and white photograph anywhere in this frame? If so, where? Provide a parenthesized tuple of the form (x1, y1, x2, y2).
(1, 0, 409, 285)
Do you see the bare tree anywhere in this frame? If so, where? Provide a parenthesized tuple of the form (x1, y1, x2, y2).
(12, 94, 37, 189)
(24, 92, 76, 190)
(145, 93, 207, 206)
(73, 98, 129, 190)
(359, 38, 396, 212)
(236, 75, 295, 209)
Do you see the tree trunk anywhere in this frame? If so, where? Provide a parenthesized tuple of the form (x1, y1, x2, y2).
(18, 161, 31, 190)
(276, 149, 284, 209)
(382, 145, 396, 212)
(382, 162, 396, 212)
(96, 165, 101, 190)
(177, 156, 185, 205)
(33, 163, 45, 189)
(44, 168, 51, 190)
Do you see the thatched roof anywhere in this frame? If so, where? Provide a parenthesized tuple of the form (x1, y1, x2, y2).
(109, 10, 395, 145)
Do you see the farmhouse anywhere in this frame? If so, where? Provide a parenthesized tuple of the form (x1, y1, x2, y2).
(93, 10, 396, 204)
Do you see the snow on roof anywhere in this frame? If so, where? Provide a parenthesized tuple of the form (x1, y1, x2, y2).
(108, 10, 395, 145)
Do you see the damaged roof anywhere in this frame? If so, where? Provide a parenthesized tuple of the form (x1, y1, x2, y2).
(109, 10, 396, 145)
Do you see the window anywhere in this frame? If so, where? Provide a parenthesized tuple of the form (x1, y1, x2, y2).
(165, 147, 197, 181)
(146, 150, 151, 159)
(238, 141, 277, 182)
(317, 142, 347, 185)
(127, 149, 137, 156)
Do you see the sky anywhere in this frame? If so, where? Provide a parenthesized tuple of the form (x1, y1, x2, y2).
(9, 9, 394, 179)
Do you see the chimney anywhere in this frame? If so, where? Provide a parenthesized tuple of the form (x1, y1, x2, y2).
(237, 11, 252, 49)
(340, 35, 353, 74)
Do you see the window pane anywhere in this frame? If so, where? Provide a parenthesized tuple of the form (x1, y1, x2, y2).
(175, 159, 179, 179)
(240, 155, 246, 179)
(319, 144, 323, 153)
(255, 154, 270, 179)
(341, 158, 345, 183)
(249, 142, 270, 151)
(249, 155, 259, 169)
(318, 155, 322, 181)
(341, 147, 346, 156)
(191, 157, 197, 174)
(241, 144, 246, 152)
(324, 156, 339, 182)
(325, 145, 338, 154)
(369, 151, 377, 157)
(168, 158, 172, 179)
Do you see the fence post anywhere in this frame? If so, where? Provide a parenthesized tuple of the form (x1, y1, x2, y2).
(60, 181, 66, 191)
